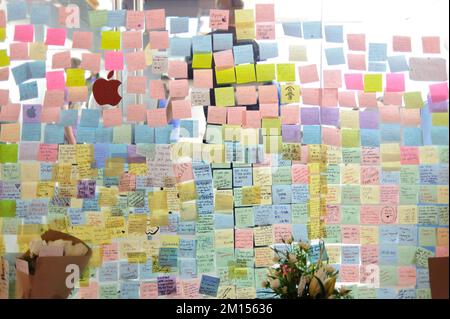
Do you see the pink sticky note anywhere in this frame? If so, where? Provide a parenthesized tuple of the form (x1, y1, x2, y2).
(323, 70, 342, 88)
(393, 36, 412, 52)
(243, 110, 261, 128)
(401, 108, 421, 126)
(429, 82, 449, 103)
(46, 71, 65, 90)
(398, 266, 416, 287)
(80, 53, 101, 73)
(168, 79, 189, 98)
(260, 103, 278, 118)
(358, 92, 378, 108)
(150, 80, 166, 99)
(235, 228, 254, 249)
(360, 206, 382, 224)
(227, 106, 245, 125)
(171, 99, 192, 119)
(0, 10, 6, 28)
(45, 28, 66, 46)
(72, 31, 93, 49)
(344, 73, 364, 90)
(193, 70, 213, 89)
(101, 243, 119, 262)
(0, 89, 8, 105)
(274, 224, 292, 243)
(325, 205, 340, 224)
(149, 31, 169, 49)
(126, 76, 147, 94)
(361, 245, 379, 264)
(122, 31, 143, 49)
(236, 86, 257, 105)
(209, 9, 229, 30)
(173, 163, 194, 183)
(422, 36, 440, 54)
(255, 4, 275, 23)
(380, 185, 399, 205)
(298, 64, 319, 84)
(145, 9, 166, 31)
(321, 88, 338, 107)
(147, 108, 168, 127)
(52, 51, 71, 69)
(347, 53, 366, 70)
(256, 23, 276, 40)
(385, 73, 405, 92)
(37, 144, 58, 162)
(127, 104, 146, 123)
(9, 42, 29, 60)
(383, 92, 403, 106)
(400, 146, 420, 165)
(0, 103, 20, 122)
(379, 105, 400, 123)
(126, 51, 147, 72)
(168, 61, 188, 79)
(360, 167, 380, 185)
(281, 105, 299, 125)
(213, 49, 234, 70)
(301, 88, 320, 106)
(43, 90, 64, 109)
(0, 68, 8, 81)
(126, 10, 145, 30)
(103, 108, 123, 127)
(435, 246, 449, 257)
(347, 34, 366, 51)
(338, 91, 357, 108)
(79, 282, 99, 299)
(342, 225, 360, 244)
(14, 24, 34, 42)
(292, 164, 309, 184)
(140, 282, 158, 299)
(258, 85, 278, 104)
(105, 51, 124, 71)
(322, 126, 341, 146)
(207, 106, 227, 124)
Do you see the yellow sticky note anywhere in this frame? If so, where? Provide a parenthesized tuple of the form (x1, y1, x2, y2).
(0, 28, 6, 42)
(160, 234, 180, 248)
(101, 31, 121, 50)
(176, 181, 197, 202)
(215, 67, 236, 84)
(340, 110, 360, 129)
(29, 42, 47, 60)
(235, 64, 256, 84)
(256, 64, 276, 83)
(0, 49, 10, 67)
(66, 68, 85, 87)
(364, 74, 383, 92)
(341, 129, 360, 147)
(235, 9, 255, 41)
(214, 87, 235, 107)
(432, 113, 449, 126)
(149, 190, 168, 212)
(280, 84, 300, 104)
(277, 64, 296, 82)
(192, 53, 212, 69)
(262, 118, 281, 136)
(404, 92, 424, 108)
(214, 189, 234, 213)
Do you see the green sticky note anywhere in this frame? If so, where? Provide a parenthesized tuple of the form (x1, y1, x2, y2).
(88, 10, 108, 28)
(192, 53, 213, 69)
(327, 165, 341, 184)
(364, 73, 383, 92)
(291, 203, 308, 224)
(66, 69, 85, 87)
(262, 118, 281, 136)
(415, 247, 434, 268)
(400, 185, 419, 204)
(101, 31, 121, 50)
(256, 64, 276, 83)
(213, 169, 233, 189)
(404, 91, 424, 108)
(0, 144, 18, 163)
(235, 207, 254, 227)
(341, 185, 360, 204)
(214, 87, 235, 107)
(235, 64, 256, 84)
(99, 283, 119, 299)
(324, 225, 341, 244)
(272, 166, 292, 184)
(215, 67, 236, 84)
(342, 148, 361, 164)
(113, 125, 132, 144)
(419, 227, 437, 246)
(379, 266, 398, 286)
(398, 246, 417, 266)
(277, 63, 296, 82)
(342, 129, 360, 147)
(0, 200, 16, 217)
(341, 206, 360, 224)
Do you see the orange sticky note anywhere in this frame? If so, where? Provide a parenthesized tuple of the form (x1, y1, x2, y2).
(127, 104, 146, 123)
(171, 99, 192, 119)
(243, 110, 261, 128)
(193, 69, 213, 88)
(52, 51, 71, 69)
(168, 79, 189, 98)
(149, 31, 169, 49)
(0, 122, 20, 142)
(236, 86, 257, 105)
(147, 108, 168, 127)
(281, 105, 299, 125)
(103, 108, 123, 127)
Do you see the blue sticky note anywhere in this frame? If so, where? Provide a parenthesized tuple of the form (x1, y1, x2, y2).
(76, 127, 97, 144)
(388, 55, 409, 73)
(179, 258, 197, 279)
(431, 127, 449, 145)
(368, 43, 387, 62)
(44, 124, 64, 144)
(273, 205, 292, 223)
(302, 125, 321, 144)
(139, 259, 154, 280)
(368, 62, 387, 72)
(59, 109, 78, 126)
(379, 225, 399, 244)
(12, 63, 31, 85)
(377, 288, 398, 299)
(192, 35, 212, 53)
(379, 245, 398, 265)
(259, 42, 279, 60)
(179, 239, 196, 258)
(120, 281, 140, 299)
(361, 129, 380, 147)
(199, 275, 220, 297)
(22, 123, 41, 142)
(291, 184, 309, 203)
(232, 167, 253, 187)
(213, 33, 233, 51)
(80, 109, 100, 128)
(233, 44, 254, 65)
(272, 185, 292, 204)
(170, 37, 192, 57)
(324, 25, 343, 43)
(158, 248, 178, 267)
(119, 262, 139, 280)
(135, 125, 155, 143)
(398, 289, 416, 299)
(7, 1, 27, 21)
(179, 120, 198, 138)
(302, 21, 322, 39)
(28, 61, 46, 79)
(170, 17, 189, 34)
(325, 47, 346, 65)
(253, 205, 274, 226)
(214, 213, 234, 229)
(193, 164, 213, 180)
(107, 10, 127, 27)
(341, 246, 360, 264)
(403, 127, 423, 146)
(19, 81, 38, 101)
(380, 124, 401, 142)
(155, 125, 172, 144)
(381, 170, 400, 184)
(95, 127, 113, 143)
(94, 144, 109, 169)
(398, 225, 417, 245)
(68, 208, 85, 225)
(30, 4, 51, 24)
(292, 224, 309, 242)
(99, 262, 118, 282)
(282, 22, 302, 38)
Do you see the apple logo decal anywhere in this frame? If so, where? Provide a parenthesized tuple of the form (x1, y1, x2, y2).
(27, 106, 37, 118)
(93, 71, 122, 106)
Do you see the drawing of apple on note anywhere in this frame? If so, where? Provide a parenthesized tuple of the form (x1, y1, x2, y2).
(93, 71, 122, 106)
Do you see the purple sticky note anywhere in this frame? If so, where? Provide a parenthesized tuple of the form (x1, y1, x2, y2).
(344, 73, 364, 90)
(360, 110, 379, 129)
(300, 107, 320, 125)
(282, 124, 301, 143)
(428, 98, 448, 113)
(321, 108, 339, 127)
(77, 180, 96, 199)
(22, 104, 42, 123)
(19, 142, 40, 161)
(157, 275, 177, 296)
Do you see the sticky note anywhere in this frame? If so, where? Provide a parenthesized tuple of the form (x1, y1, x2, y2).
(146, 9, 166, 30)
(149, 31, 169, 49)
(364, 74, 383, 92)
(325, 47, 345, 65)
(169, 37, 192, 57)
(0, 144, 18, 163)
(235, 64, 256, 84)
(192, 35, 212, 53)
(259, 43, 279, 60)
(233, 45, 254, 65)
(325, 25, 343, 43)
(215, 67, 236, 85)
(298, 64, 319, 83)
(192, 53, 212, 69)
(342, 129, 360, 147)
(213, 33, 233, 51)
(14, 24, 34, 42)
(404, 92, 423, 108)
(368, 43, 387, 62)
(0, 49, 10, 67)
(256, 64, 276, 83)
(105, 51, 124, 71)
(214, 87, 235, 107)
(101, 31, 121, 50)
(387, 55, 409, 73)
(282, 22, 302, 37)
(19, 81, 38, 101)
(429, 82, 449, 103)
(277, 64, 296, 82)
(210, 9, 229, 30)
(0, 200, 16, 217)
(45, 28, 66, 46)
(302, 21, 322, 39)
(66, 68, 85, 87)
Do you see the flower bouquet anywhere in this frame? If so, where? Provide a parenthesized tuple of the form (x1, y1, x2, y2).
(263, 237, 352, 299)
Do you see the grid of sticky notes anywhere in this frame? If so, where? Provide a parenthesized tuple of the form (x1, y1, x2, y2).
(0, 1, 449, 300)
